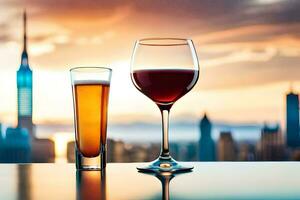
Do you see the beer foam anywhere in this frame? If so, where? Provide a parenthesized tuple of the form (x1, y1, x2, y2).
(73, 80, 110, 85)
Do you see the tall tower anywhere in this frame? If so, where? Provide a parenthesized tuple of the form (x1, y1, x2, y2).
(198, 114, 216, 161)
(17, 11, 33, 137)
(286, 91, 299, 148)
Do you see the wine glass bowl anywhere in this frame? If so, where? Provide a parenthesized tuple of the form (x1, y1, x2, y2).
(132, 68, 198, 106)
(130, 38, 199, 173)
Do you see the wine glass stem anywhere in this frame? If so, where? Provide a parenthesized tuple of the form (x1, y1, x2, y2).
(162, 178, 170, 200)
(160, 109, 171, 159)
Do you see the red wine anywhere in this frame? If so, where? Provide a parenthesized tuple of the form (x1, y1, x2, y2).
(132, 69, 198, 105)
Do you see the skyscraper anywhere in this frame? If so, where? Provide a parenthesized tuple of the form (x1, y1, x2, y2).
(17, 11, 33, 136)
(0, 11, 55, 163)
(198, 114, 216, 161)
(218, 131, 237, 161)
(258, 124, 285, 161)
(286, 91, 299, 148)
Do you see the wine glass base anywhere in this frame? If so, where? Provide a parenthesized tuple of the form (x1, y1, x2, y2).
(137, 157, 193, 174)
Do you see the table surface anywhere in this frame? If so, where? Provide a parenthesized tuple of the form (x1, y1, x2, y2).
(1, 162, 300, 200)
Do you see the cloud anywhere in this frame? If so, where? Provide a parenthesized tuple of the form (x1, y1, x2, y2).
(0, 21, 14, 43)
(198, 34, 300, 66)
(0, 33, 11, 43)
(30, 43, 55, 56)
(247, 0, 300, 24)
(3, 0, 300, 86)
(194, 23, 300, 45)
(11, 0, 300, 43)
(24, 0, 300, 51)
(16, 0, 299, 29)
(197, 55, 300, 90)
(202, 47, 278, 68)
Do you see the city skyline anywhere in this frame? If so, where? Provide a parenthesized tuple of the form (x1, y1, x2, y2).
(1, 4, 300, 200)
(0, 0, 300, 126)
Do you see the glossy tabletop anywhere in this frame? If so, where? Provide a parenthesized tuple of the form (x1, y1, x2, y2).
(0, 162, 300, 200)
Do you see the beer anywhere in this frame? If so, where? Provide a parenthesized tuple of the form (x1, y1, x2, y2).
(73, 80, 110, 157)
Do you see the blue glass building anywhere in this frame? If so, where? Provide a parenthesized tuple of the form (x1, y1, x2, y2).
(198, 114, 216, 161)
(286, 91, 299, 148)
(0, 127, 31, 163)
(17, 11, 33, 136)
(0, 11, 38, 163)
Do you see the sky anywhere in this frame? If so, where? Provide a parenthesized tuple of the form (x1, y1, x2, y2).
(0, 0, 300, 126)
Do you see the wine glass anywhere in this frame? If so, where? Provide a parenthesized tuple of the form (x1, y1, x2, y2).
(130, 38, 199, 173)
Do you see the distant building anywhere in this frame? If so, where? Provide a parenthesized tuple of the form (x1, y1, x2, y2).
(290, 149, 300, 161)
(67, 141, 75, 163)
(218, 131, 237, 161)
(0, 127, 31, 163)
(0, 123, 2, 139)
(126, 144, 149, 162)
(186, 142, 197, 161)
(146, 143, 160, 161)
(198, 114, 216, 161)
(286, 91, 299, 148)
(17, 11, 34, 137)
(258, 124, 285, 161)
(107, 139, 126, 162)
(238, 143, 255, 161)
(32, 138, 55, 162)
(170, 142, 180, 160)
(0, 11, 55, 163)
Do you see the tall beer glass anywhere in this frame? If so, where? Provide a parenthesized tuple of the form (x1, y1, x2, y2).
(70, 67, 112, 170)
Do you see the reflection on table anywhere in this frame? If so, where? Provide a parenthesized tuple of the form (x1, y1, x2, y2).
(76, 170, 106, 200)
(139, 171, 174, 200)
(1, 162, 300, 200)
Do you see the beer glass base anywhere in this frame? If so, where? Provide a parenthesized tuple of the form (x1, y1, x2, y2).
(76, 148, 106, 171)
(137, 156, 193, 174)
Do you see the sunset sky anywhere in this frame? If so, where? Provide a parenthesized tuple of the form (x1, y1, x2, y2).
(0, 0, 300, 126)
